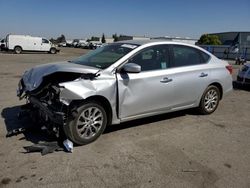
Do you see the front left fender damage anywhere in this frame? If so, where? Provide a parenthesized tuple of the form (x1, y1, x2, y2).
(59, 76, 118, 123)
(18, 72, 119, 138)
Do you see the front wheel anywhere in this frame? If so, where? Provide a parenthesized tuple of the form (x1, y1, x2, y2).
(198, 85, 220, 115)
(14, 46, 22, 54)
(50, 48, 57, 54)
(64, 101, 107, 145)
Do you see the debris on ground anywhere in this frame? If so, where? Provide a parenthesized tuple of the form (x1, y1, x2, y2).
(6, 127, 26, 137)
(5, 105, 74, 155)
(23, 141, 64, 155)
(63, 139, 73, 153)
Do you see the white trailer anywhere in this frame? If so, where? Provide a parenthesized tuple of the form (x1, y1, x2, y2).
(6, 34, 58, 54)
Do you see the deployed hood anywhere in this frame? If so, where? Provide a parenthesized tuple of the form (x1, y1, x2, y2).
(22, 61, 100, 91)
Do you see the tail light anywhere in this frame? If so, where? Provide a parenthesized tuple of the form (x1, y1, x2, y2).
(226, 65, 233, 75)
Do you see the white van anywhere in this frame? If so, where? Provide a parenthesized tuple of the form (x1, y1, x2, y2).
(0, 38, 6, 50)
(6, 34, 58, 54)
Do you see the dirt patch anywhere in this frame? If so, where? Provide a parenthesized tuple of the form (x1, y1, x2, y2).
(0, 178, 11, 186)
(224, 163, 232, 168)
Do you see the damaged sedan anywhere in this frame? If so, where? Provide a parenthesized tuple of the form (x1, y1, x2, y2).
(17, 40, 233, 145)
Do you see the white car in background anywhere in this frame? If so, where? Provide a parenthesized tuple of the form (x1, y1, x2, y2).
(58, 42, 67, 47)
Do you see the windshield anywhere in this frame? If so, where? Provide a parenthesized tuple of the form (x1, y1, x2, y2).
(71, 43, 139, 69)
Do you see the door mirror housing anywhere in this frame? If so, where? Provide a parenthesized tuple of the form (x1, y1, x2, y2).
(122, 63, 141, 73)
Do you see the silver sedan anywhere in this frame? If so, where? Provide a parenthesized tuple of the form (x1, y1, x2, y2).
(17, 40, 233, 145)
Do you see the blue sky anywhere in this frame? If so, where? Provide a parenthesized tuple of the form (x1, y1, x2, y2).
(0, 0, 249, 39)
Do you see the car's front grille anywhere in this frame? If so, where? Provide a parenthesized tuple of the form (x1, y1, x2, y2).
(237, 76, 243, 82)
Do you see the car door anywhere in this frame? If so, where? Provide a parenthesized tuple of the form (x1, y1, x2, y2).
(167, 44, 211, 109)
(41, 38, 51, 51)
(117, 44, 175, 120)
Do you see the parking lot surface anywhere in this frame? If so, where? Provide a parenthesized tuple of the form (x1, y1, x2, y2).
(0, 48, 249, 188)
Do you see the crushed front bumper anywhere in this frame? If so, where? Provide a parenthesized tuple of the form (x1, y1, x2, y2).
(29, 97, 65, 125)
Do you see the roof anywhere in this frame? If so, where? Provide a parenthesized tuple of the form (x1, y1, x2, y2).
(115, 39, 199, 46)
(116, 39, 170, 46)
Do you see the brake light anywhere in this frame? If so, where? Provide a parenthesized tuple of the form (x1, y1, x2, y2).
(226, 65, 233, 75)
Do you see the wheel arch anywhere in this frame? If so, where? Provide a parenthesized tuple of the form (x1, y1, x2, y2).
(14, 45, 22, 50)
(87, 95, 113, 125)
(70, 95, 113, 126)
(208, 82, 223, 100)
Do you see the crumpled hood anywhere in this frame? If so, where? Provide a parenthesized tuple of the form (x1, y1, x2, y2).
(22, 61, 100, 91)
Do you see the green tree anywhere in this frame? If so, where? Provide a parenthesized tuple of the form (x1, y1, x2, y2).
(49, 34, 66, 44)
(197, 34, 222, 45)
(58, 34, 66, 43)
(101, 33, 106, 43)
(112, 33, 118, 42)
(90, 36, 100, 41)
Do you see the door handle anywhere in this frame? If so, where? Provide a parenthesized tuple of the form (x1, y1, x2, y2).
(160, 77, 173, 83)
(199, 72, 208, 77)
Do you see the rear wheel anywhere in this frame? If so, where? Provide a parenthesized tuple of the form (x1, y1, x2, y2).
(198, 85, 220, 115)
(64, 101, 107, 145)
(14, 46, 22, 54)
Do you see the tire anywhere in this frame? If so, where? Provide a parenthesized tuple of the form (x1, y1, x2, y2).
(63, 101, 107, 145)
(50, 48, 56, 54)
(198, 85, 220, 115)
(14, 46, 22, 54)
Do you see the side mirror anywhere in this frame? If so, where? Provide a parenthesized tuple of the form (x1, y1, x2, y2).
(122, 63, 141, 73)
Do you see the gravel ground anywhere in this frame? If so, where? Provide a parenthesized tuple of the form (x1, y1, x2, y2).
(0, 48, 249, 188)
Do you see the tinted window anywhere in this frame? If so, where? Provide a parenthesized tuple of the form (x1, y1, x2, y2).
(128, 45, 170, 71)
(200, 51, 210, 63)
(42, 39, 49, 43)
(172, 45, 205, 67)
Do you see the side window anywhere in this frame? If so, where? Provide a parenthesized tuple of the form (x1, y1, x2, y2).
(172, 45, 204, 67)
(42, 39, 49, 43)
(200, 51, 210, 63)
(128, 45, 170, 71)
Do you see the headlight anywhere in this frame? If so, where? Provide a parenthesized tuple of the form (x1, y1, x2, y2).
(59, 98, 71, 106)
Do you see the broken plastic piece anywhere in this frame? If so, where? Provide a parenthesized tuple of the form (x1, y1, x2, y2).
(41, 126, 47, 130)
(63, 139, 73, 153)
(6, 128, 26, 137)
(23, 141, 63, 155)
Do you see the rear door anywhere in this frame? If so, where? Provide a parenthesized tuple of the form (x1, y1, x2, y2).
(168, 44, 211, 109)
(117, 44, 175, 120)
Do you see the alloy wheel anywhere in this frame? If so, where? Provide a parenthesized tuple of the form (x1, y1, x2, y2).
(76, 107, 103, 139)
(204, 89, 219, 112)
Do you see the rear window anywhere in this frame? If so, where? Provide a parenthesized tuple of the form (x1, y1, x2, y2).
(172, 45, 203, 67)
(200, 51, 210, 63)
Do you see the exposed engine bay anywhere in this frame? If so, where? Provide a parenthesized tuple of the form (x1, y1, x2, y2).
(18, 71, 97, 137)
